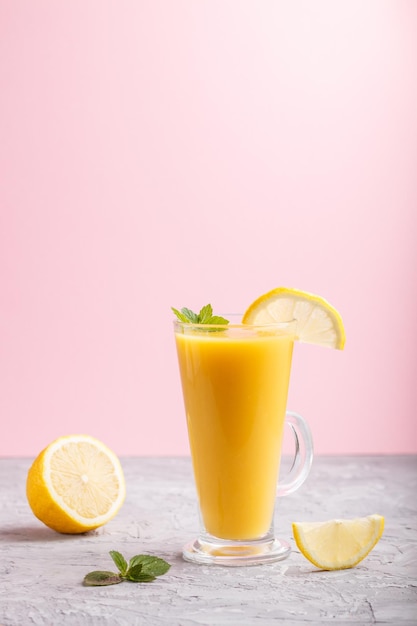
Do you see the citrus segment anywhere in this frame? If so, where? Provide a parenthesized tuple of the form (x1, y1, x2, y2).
(292, 514, 385, 570)
(242, 287, 345, 349)
(26, 434, 126, 534)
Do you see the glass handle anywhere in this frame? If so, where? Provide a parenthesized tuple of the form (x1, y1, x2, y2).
(277, 410, 314, 497)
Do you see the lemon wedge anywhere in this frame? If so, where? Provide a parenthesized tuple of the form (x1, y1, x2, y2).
(292, 514, 385, 570)
(242, 287, 345, 349)
(26, 434, 126, 534)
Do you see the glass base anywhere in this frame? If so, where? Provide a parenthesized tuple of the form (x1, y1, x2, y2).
(182, 535, 291, 566)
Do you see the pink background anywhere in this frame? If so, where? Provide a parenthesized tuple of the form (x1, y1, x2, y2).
(1, 1, 416, 457)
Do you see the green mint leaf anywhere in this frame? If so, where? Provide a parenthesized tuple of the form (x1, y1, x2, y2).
(171, 307, 190, 323)
(83, 552, 171, 587)
(128, 555, 171, 577)
(198, 303, 213, 323)
(180, 307, 200, 323)
(125, 563, 156, 582)
(126, 571, 156, 583)
(124, 563, 143, 579)
(172, 304, 229, 326)
(109, 550, 128, 575)
(128, 555, 144, 570)
(83, 571, 122, 586)
(209, 315, 229, 325)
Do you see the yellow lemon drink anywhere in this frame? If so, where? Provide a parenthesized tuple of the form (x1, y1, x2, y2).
(174, 317, 296, 541)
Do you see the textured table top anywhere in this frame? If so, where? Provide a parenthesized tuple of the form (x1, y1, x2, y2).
(0, 455, 416, 625)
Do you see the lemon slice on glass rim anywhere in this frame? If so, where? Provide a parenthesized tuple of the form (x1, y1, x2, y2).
(292, 514, 385, 570)
(242, 287, 345, 349)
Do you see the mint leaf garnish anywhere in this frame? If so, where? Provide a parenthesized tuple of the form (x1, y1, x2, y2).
(171, 307, 192, 323)
(109, 550, 128, 576)
(83, 551, 171, 587)
(198, 304, 214, 323)
(210, 315, 230, 324)
(172, 304, 229, 325)
(83, 571, 122, 586)
(180, 307, 200, 323)
(125, 564, 155, 583)
(129, 555, 171, 577)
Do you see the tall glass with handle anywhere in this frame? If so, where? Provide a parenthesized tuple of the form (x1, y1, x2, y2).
(174, 315, 313, 566)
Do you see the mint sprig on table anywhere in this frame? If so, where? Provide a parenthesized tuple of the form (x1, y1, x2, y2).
(172, 304, 229, 325)
(83, 551, 171, 586)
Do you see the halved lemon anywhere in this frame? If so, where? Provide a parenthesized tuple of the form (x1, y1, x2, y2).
(26, 434, 126, 534)
(242, 287, 345, 349)
(292, 514, 385, 570)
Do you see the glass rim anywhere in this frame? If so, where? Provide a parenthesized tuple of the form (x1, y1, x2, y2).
(173, 315, 297, 330)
